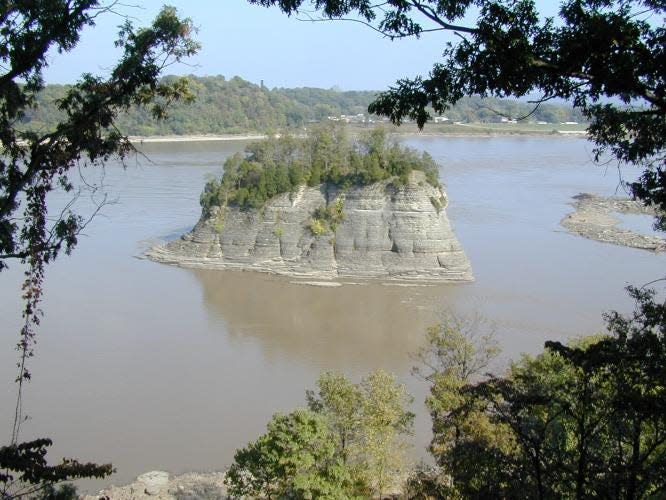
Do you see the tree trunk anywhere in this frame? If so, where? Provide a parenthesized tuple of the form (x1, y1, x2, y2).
(627, 419, 642, 500)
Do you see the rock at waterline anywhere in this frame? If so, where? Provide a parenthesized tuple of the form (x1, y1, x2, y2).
(561, 193, 665, 252)
(84, 471, 228, 500)
(147, 171, 473, 282)
(137, 471, 169, 496)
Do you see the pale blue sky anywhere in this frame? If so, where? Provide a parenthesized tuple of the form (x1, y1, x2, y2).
(43, 0, 562, 90)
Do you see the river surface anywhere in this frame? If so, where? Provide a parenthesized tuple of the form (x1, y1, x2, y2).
(1, 136, 664, 492)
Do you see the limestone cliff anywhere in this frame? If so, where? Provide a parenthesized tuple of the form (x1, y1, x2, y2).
(147, 171, 473, 281)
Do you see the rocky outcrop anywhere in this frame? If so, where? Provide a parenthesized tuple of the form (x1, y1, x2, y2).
(561, 193, 665, 251)
(84, 471, 228, 500)
(147, 171, 473, 281)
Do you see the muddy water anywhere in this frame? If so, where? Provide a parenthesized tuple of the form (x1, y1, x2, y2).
(1, 136, 664, 492)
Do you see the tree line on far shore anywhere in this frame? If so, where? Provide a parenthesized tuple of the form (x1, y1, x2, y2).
(18, 75, 586, 137)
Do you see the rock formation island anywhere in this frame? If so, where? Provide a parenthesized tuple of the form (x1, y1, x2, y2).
(147, 126, 473, 282)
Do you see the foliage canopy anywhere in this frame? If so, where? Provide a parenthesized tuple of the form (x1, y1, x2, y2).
(225, 409, 357, 499)
(423, 290, 666, 499)
(0, 439, 111, 499)
(226, 370, 414, 498)
(200, 124, 441, 211)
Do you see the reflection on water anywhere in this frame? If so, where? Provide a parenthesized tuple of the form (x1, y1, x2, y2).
(0, 136, 665, 493)
(194, 269, 464, 371)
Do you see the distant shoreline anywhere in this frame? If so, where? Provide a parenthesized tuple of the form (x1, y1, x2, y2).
(129, 133, 266, 143)
(129, 128, 587, 144)
(394, 130, 587, 138)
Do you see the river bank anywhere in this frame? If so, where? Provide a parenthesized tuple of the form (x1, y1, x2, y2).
(128, 123, 588, 144)
(128, 134, 266, 143)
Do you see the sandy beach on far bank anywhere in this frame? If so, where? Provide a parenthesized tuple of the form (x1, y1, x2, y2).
(128, 128, 587, 145)
(128, 133, 266, 143)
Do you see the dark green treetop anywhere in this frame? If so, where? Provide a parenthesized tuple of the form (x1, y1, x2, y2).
(415, 289, 666, 499)
(200, 124, 441, 211)
(249, 0, 666, 227)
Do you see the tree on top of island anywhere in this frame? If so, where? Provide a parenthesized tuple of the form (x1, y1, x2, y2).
(200, 124, 441, 211)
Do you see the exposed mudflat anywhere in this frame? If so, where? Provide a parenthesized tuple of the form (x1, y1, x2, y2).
(561, 193, 665, 251)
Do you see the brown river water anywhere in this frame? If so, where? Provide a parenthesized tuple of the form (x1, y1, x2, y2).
(1, 136, 664, 492)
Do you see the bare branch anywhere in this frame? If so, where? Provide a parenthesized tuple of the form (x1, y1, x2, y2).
(295, 13, 447, 38)
(411, 0, 478, 35)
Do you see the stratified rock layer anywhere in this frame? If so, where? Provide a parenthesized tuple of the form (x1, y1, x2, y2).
(147, 171, 473, 281)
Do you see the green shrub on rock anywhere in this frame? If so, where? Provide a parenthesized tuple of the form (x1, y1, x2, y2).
(308, 198, 346, 236)
(309, 218, 329, 236)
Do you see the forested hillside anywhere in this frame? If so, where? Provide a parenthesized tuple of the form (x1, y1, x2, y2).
(20, 75, 585, 136)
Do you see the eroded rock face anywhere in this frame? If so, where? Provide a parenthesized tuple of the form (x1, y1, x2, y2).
(147, 171, 473, 282)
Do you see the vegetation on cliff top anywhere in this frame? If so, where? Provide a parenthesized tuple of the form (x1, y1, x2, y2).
(200, 124, 441, 211)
